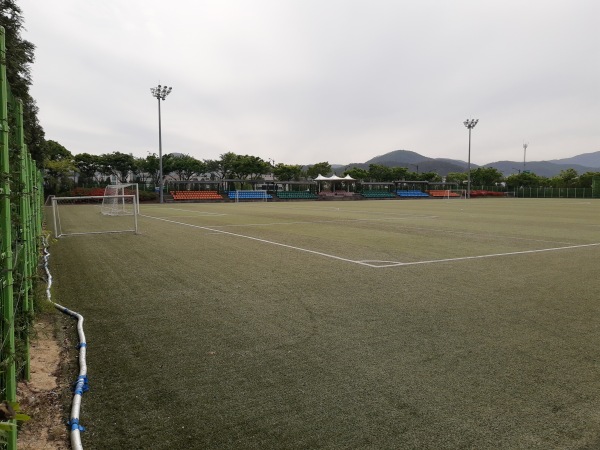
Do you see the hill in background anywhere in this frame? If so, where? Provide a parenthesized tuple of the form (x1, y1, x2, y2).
(328, 149, 600, 177)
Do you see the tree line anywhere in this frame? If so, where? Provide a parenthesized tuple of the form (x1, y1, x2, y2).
(45, 140, 600, 195)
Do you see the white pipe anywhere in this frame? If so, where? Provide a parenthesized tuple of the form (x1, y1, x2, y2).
(42, 236, 87, 450)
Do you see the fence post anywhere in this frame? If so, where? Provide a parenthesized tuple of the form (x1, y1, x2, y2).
(15, 97, 33, 381)
(0, 25, 17, 450)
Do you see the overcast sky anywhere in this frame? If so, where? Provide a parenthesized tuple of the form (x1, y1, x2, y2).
(19, 0, 599, 166)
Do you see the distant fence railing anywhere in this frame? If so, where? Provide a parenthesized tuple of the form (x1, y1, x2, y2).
(0, 26, 45, 450)
(467, 185, 596, 199)
(510, 187, 593, 198)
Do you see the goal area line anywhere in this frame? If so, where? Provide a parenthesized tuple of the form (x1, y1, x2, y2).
(141, 214, 600, 269)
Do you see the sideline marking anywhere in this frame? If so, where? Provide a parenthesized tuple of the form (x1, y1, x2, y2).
(203, 216, 438, 228)
(142, 207, 225, 216)
(141, 214, 367, 265)
(141, 214, 600, 269)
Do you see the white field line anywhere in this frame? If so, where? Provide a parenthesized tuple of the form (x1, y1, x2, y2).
(141, 214, 600, 269)
(201, 216, 438, 228)
(359, 243, 600, 268)
(141, 214, 368, 266)
(142, 207, 225, 216)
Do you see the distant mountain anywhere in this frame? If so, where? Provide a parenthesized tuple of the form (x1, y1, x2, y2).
(342, 149, 474, 176)
(320, 149, 600, 178)
(549, 150, 600, 168)
(366, 150, 427, 165)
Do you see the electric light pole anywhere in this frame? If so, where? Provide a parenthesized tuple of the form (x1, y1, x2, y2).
(150, 84, 172, 203)
(523, 141, 528, 171)
(463, 118, 478, 198)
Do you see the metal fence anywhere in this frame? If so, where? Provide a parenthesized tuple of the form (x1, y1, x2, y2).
(510, 187, 593, 198)
(0, 27, 44, 450)
(469, 185, 596, 199)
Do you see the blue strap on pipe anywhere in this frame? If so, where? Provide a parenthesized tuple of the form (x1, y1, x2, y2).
(68, 418, 85, 432)
(77, 342, 87, 348)
(73, 375, 89, 396)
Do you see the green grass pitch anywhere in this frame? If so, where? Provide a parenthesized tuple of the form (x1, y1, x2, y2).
(48, 198, 600, 449)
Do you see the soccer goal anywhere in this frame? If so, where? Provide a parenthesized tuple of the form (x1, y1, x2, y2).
(102, 183, 140, 215)
(48, 194, 139, 238)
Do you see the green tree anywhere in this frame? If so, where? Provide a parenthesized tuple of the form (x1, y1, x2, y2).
(232, 155, 270, 180)
(273, 163, 304, 181)
(446, 172, 468, 184)
(74, 153, 103, 186)
(391, 166, 409, 180)
(306, 162, 332, 179)
(578, 171, 600, 188)
(45, 140, 71, 161)
(505, 171, 546, 188)
(368, 164, 394, 182)
(212, 152, 239, 180)
(551, 168, 579, 187)
(169, 154, 206, 181)
(418, 171, 441, 182)
(43, 140, 74, 193)
(0, 1, 45, 163)
(470, 167, 504, 187)
(343, 167, 369, 181)
(102, 152, 136, 183)
(139, 153, 161, 186)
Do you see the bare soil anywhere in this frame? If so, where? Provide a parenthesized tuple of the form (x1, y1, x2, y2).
(17, 315, 71, 450)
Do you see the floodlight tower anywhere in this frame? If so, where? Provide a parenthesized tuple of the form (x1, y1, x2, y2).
(150, 84, 172, 204)
(523, 141, 528, 171)
(463, 118, 479, 198)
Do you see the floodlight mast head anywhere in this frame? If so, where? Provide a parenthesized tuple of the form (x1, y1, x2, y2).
(150, 84, 172, 101)
(464, 118, 478, 130)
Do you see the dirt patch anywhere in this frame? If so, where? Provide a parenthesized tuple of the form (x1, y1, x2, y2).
(17, 315, 71, 450)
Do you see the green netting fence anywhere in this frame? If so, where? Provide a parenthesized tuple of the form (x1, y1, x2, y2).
(0, 27, 44, 450)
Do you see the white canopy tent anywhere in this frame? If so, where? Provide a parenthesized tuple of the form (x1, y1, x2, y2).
(314, 174, 355, 193)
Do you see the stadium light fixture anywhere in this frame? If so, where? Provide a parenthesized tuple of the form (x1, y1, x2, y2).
(150, 84, 173, 204)
(463, 118, 478, 198)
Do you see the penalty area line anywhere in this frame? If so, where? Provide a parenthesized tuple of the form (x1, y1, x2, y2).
(141, 214, 373, 267)
(141, 214, 600, 269)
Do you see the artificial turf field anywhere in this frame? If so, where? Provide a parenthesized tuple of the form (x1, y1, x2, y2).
(48, 198, 600, 449)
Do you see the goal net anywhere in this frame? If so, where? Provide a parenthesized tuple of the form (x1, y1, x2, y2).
(101, 184, 140, 215)
(48, 194, 139, 238)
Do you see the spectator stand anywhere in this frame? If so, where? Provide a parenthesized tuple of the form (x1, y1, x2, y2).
(395, 180, 430, 198)
(358, 182, 397, 199)
(259, 180, 318, 200)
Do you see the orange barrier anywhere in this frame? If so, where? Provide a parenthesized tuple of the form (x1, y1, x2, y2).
(170, 190, 223, 200)
(427, 190, 460, 197)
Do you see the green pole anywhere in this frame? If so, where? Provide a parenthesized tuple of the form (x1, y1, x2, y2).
(0, 25, 17, 450)
(16, 97, 32, 381)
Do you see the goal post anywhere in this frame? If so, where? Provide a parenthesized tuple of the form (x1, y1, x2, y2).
(102, 183, 140, 215)
(49, 194, 139, 238)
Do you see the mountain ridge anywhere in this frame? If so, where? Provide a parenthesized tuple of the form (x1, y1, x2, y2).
(326, 149, 600, 177)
